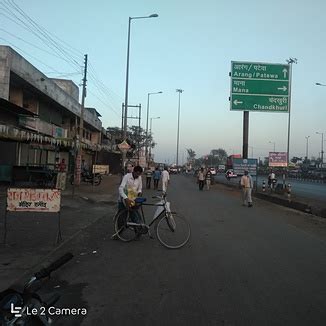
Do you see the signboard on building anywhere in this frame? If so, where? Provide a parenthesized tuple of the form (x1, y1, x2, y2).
(230, 61, 290, 112)
(92, 164, 109, 175)
(7, 188, 61, 212)
(269, 152, 288, 167)
(233, 158, 258, 176)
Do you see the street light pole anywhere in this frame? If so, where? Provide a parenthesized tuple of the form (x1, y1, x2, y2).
(315, 82, 326, 167)
(145, 91, 162, 166)
(122, 13, 158, 170)
(316, 132, 324, 166)
(286, 57, 297, 167)
(305, 136, 310, 160)
(149, 116, 160, 163)
(176, 89, 184, 171)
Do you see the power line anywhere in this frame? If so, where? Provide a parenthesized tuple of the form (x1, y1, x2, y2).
(87, 89, 120, 117)
(0, 0, 82, 71)
(0, 27, 79, 63)
(0, 36, 64, 74)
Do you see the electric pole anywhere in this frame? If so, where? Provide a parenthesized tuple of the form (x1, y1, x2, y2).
(75, 54, 88, 187)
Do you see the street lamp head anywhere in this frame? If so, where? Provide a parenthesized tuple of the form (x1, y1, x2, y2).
(149, 14, 159, 18)
(316, 82, 326, 86)
(149, 91, 163, 95)
(286, 57, 298, 64)
(176, 89, 184, 93)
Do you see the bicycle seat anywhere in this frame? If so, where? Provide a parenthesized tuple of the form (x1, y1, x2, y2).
(135, 197, 146, 204)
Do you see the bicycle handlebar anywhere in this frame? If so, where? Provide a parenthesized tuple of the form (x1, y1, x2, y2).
(34, 252, 73, 280)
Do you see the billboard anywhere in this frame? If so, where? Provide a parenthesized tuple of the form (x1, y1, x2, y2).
(233, 158, 258, 176)
(269, 152, 287, 167)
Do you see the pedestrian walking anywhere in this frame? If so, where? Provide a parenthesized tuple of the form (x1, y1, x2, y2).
(153, 167, 161, 190)
(145, 168, 153, 189)
(205, 169, 212, 190)
(197, 167, 205, 191)
(240, 170, 253, 207)
(55, 158, 67, 190)
(161, 166, 170, 194)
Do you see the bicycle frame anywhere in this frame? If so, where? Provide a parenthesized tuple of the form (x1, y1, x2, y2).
(139, 196, 172, 227)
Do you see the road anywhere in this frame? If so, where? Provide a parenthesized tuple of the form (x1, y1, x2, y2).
(40, 175, 326, 326)
(214, 173, 326, 202)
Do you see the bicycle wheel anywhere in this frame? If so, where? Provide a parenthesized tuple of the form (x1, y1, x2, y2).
(156, 213, 190, 249)
(114, 210, 137, 242)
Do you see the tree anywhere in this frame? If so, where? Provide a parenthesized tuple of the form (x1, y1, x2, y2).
(210, 148, 227, 165)
(186, 148, 196, 163)
(106, 125, 153, 159)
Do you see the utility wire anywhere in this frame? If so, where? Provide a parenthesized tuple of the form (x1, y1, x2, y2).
(7, 0, 81, 66)
(87, 89, 121, 117)
(0, 1, 82, 71)
(0, 36, 64, 74)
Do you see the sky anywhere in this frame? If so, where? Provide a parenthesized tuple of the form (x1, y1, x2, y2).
(1, 0, 326, 165)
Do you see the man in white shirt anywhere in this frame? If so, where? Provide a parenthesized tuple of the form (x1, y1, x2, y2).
(240, 170, 253, 207)
(161, 167, 170, 194)
(113, 165, 143, 240)
(118, 165, 143, 211)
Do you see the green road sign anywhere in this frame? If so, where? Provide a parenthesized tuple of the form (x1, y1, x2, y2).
(230, 61, 290, 112)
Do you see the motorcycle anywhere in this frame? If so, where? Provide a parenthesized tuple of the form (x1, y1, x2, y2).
(0, 253, 73, 325)
(70, 171, 102, 186)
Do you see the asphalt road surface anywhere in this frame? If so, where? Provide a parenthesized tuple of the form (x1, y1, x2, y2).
(215, 174, 326, 202)
(43, 174, 326, 326)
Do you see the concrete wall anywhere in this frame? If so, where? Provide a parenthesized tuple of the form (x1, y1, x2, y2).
(51, 78, 79, 101)
(0, 47, 11, 99)
(38, 100, 62, 125)
(9, 86, 23, 106)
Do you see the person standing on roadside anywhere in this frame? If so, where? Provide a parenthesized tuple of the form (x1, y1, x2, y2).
(56, 158, 67, 190)
(197, 167, 205, 191)
(153, 167, 161, 190)
(145, 168, 153, 189)
(161, 166, 170, 194)
(205, 169, 212, 190)
(240, 170, 253, 207)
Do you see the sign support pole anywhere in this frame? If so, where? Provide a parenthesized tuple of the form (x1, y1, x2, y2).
(286, 58, 296, 169)
(242, 111, 249, 159)
(55, 211, 62, 245)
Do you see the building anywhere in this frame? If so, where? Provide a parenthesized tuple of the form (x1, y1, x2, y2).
(0, 45, 102, 183)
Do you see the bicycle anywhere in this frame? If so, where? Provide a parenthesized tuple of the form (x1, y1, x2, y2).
(112, 194, 191, 249)
(0, 253, 73, 325)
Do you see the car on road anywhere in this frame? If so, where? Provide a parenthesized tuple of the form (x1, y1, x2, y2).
(225, 169, 237, 180)
(209, 167, 216, 175)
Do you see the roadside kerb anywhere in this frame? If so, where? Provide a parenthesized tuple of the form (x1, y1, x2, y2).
(0, 175, 120, 291)
(214, 176, 326, 218)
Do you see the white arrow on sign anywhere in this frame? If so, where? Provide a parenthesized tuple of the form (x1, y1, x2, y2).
(282, 68, 288, 78)
(277, 86, 287, 92)
(233, 99, 243, 105)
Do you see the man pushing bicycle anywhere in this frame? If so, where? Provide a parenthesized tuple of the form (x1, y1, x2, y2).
(116, 165, 143, 234)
